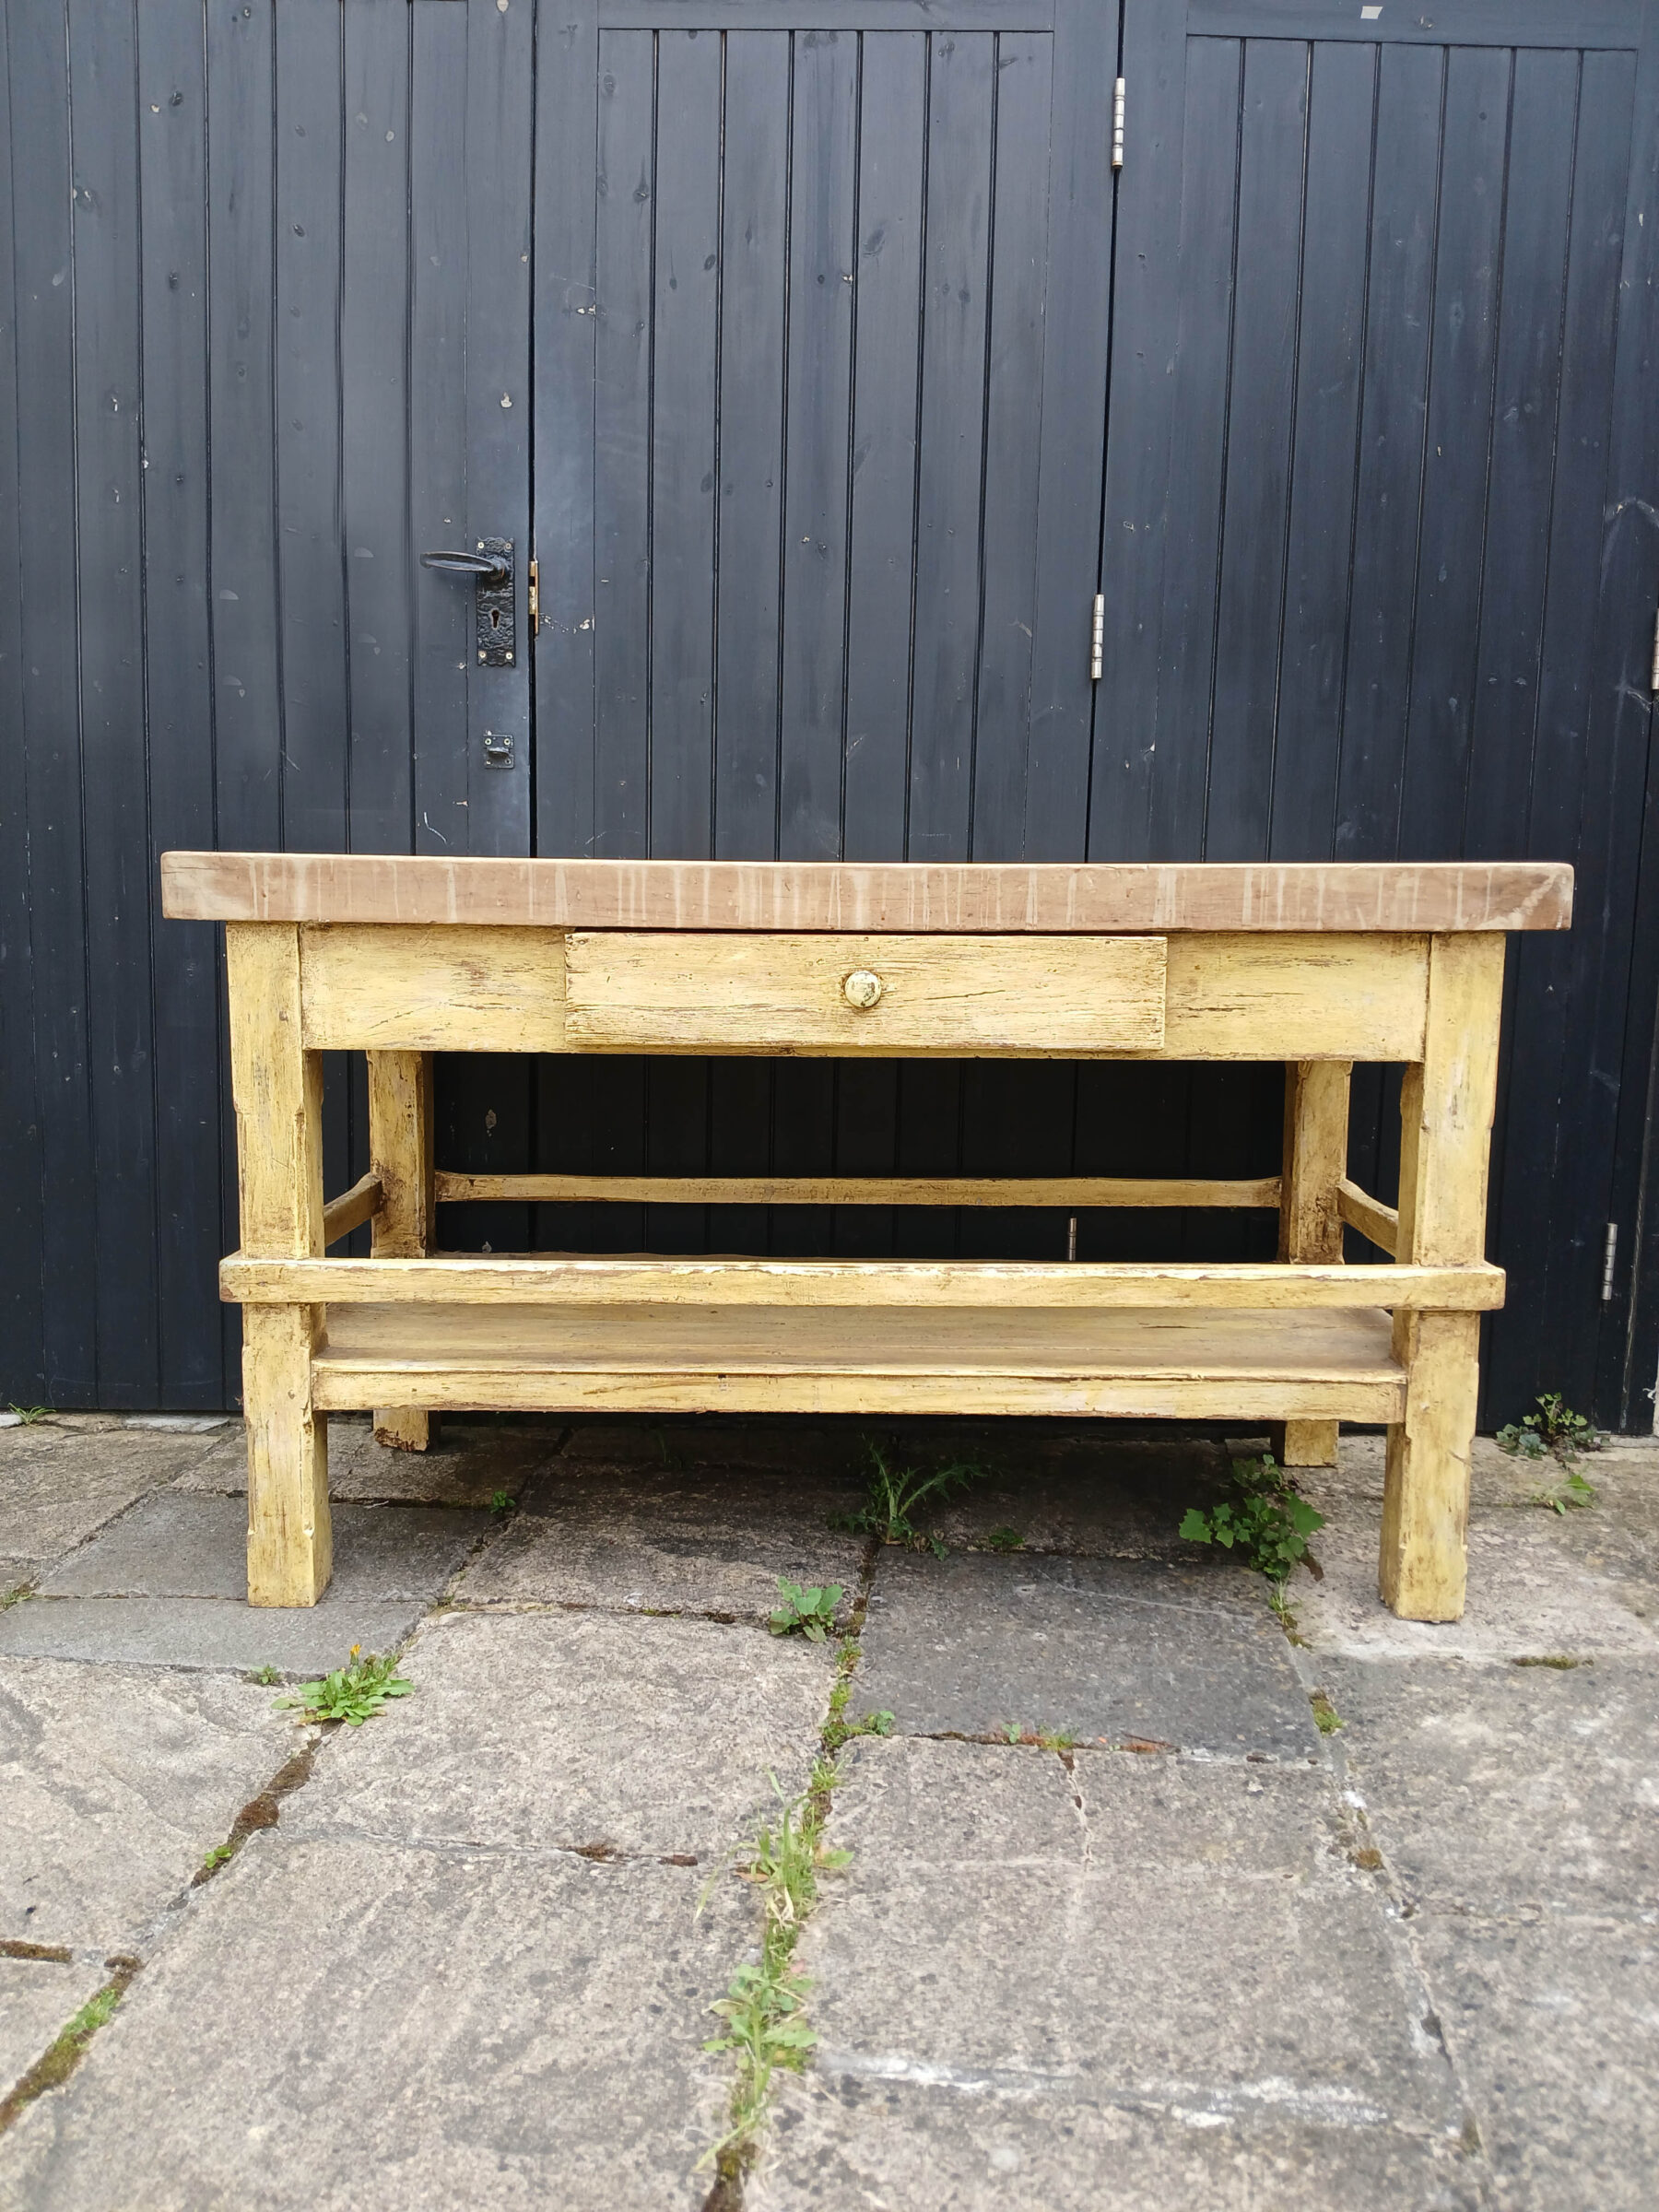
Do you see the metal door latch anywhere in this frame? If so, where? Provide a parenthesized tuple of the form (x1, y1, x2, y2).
(420, 539, 516, 666)
(481, 729, 514, 771)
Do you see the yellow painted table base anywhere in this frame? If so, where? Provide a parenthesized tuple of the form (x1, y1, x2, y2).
(164, 854, 1571, 1622)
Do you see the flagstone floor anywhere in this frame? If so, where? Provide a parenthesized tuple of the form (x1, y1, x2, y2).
(2, 1409, 1654, 2209)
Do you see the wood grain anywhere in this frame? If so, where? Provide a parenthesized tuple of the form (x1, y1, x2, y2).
(1277, 1059, 1352, 1466)
(291, 924, 1428, 1062)
(1337, 1176, 1400, 1256)
(367, 1048, 436, 1453)
(432, 1171, 1283, 1210)
(563, 931, 1168, 1053)
(310, 1300, 1406, 1422)
(1381, 933, 1507, 1618)
(220, 1252, 1504, 1312)
(322, 1172, 382, 1249)
(224, 923, 332, 1606)
(162, 853, 1574, 933)
(300, 924, 565, 1052)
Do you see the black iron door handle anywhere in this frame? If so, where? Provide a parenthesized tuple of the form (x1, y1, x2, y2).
(420, 537, 516, 669)
(420, 547, 508, 582)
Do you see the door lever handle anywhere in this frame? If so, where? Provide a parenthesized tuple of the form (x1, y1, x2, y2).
(421, 547, 508, 582)
(420, 537, 516, 665)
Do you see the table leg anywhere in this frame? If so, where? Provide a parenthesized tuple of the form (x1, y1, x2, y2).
(1380, 935, 1504, 1619)
(1277, 1059, 1351, 1469)
(227, 924, 333, 1606)
(243, 1306, 332, 1606)
(368, 1050, 437, 1451)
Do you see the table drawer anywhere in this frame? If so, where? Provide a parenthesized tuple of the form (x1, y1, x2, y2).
(562, 932, 1167, 1054)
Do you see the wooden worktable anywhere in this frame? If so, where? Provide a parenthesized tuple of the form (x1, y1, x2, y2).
(164, 853, 1571, 1623)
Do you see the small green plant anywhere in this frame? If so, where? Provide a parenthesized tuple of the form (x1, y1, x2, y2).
(488, 1489, 517, 1517)
(0, 1581, 30, 1612)
(701, 1772, 853, 2168)
(982, 1525, 1025, 1552)
(768, 1578, 843, 1642)
(1309, 1691, 1343, 1735)
(278, 1645, 413, 1725)
(5, 1404, 51, 1425)
(1180, 1454, 1325, 1583)
(201, 1843, 234, 1874)
(247, 1664, 282, 1687)
(1530, 1467, 1598, 1515)
(1512, 1653, 1591, 1669)
(1496, 1392, 1606, 1468)
(999, 1722, 1077, 1749)
(1268, 1585, 1308, 1645)
(830, 1440, 984, 1552)
(820, 1666, 893, 1752)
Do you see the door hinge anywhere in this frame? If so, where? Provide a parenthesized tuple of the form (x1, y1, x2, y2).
(1090, 592, 1105, 681)
(1602, 1221, 1619, 1303)
(1112, 77, 1125, 170)
(529, 557, 540, 638)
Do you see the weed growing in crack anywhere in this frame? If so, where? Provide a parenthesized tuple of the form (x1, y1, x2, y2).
(1268, 1585, 1309, 1645)
(0, 1581, 30, 1612)
(1497, 1392, 1606, 1471)
(1181, 1454, 1324, 1583)
(999, 1721, 1077, 1749)
(982, 1525, 1025, 1553)
(488, 1489, 518, 1518)
(830, 1439, 984, 1554)
(768, 1579, 843, 1642)
(278, 1646, 412, 1725)
(821, 1666, 893, 1753)
(1309, 1691, 1343, 1735)
(0, 1962, 135, 2134)
(247, 1665, 282, 1687)
(700, 1772, 851, 2172)
(201, 1844, 234, 1875)
(700, 1579, 892, 2194)
(1528, 1467, 1598, 1516)
(4, 1404, 51, 1425)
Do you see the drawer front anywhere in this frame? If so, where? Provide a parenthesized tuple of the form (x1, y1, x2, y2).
(563, 933, 1167, 1054)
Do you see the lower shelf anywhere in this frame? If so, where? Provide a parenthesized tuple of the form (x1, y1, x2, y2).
(310, 1302, 1406, 1421)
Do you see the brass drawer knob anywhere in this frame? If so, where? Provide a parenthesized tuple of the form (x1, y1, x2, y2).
(843, 968, 884, 1011)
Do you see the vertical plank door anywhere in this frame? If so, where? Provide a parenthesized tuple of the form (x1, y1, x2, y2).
(1096, 0, 1659, 1430)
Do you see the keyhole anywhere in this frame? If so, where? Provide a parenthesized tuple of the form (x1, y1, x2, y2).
(490, 607, 501, 629)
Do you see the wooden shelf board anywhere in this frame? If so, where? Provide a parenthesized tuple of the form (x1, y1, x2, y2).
(310, 1301, 1406, 1420)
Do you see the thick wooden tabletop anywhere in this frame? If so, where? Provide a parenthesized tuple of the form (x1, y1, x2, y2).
(161, 853, 1572, 934)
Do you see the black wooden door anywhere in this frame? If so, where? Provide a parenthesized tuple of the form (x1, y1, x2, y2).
(532, 0, 1115, 865)
(0, 0, 532, 1409)
(1095, 0, 1659, 1426)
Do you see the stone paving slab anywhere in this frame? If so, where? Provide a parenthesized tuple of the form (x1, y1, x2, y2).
(37, 1493, 489, 1604)
(1317, 1654, 1659, 1916)
(855, 1551, 1320, 1759)
(0, 1836, 747, 2212)
(1289, 1477, 1658, 1662)
(0, 1425, 231, 1576)
(761, 2075, 1485, 2212)
(0, 1596, 432, 1676)
(286, 1608, 831, 1863)
(759, 1738, 1465, 2205)
(927, 1436, 1231, 1558)
(0, 1659, 292, 1950)
(0, 1959, 108, 2106)
(1413, 1911, 1659, 2212)
(456, 1466, 866, 1622)
(172, 1417, 569, 1507)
